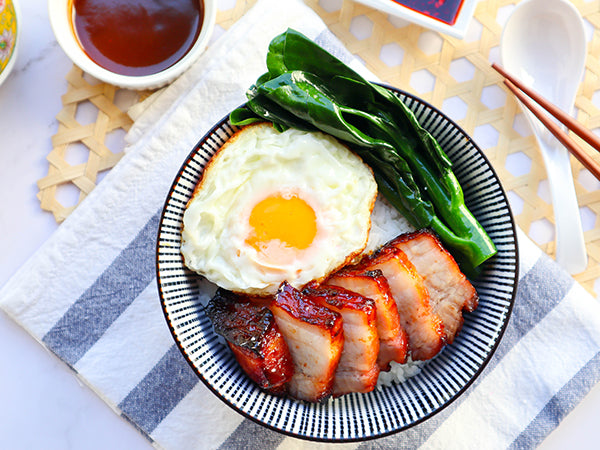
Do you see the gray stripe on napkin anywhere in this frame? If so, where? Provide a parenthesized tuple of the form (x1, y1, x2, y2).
(42, 211, 161, 366)
(355, 253, 574, 449)
(500, 253, 574, 351)
(119, 344, 199, 433)
(509, 350, 600, 450)
(218, 419, 286, 450)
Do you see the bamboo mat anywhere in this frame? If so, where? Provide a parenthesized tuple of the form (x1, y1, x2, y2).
(38, 0, 600, 296)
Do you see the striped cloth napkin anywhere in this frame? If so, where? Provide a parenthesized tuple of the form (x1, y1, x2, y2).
(2, 0, 600, 448)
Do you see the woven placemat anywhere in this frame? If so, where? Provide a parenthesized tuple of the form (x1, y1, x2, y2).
(39, 0, 600, 296)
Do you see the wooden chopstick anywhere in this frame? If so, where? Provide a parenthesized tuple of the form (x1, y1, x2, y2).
(491, 63, 600, 180)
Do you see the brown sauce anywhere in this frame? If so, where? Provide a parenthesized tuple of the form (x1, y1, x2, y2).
(72, 0, 205, 76)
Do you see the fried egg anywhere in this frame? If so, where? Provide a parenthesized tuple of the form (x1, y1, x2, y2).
(181, 123, 378, 296)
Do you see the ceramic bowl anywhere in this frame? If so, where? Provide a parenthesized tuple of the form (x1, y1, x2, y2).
(156, 85, 519, 441)
(0, 0, 19, 87)
(48, 0, 216, 90)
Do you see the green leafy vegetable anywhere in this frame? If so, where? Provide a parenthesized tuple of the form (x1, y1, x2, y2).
(230, 28, 497, 272)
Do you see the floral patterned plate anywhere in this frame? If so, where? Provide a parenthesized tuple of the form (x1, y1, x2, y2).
(0, 0, 18, 86)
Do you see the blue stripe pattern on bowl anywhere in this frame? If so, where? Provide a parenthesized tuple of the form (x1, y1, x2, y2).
(156, 86, 519, 442)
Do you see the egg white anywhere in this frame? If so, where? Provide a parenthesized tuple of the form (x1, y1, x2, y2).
(181, 123, 378, 296)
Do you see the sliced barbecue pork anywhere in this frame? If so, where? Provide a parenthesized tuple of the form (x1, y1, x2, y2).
(389, 230, 479, 344)
(326, 268, 408, 369)
(206, 289, 294, 395)
(303, 284, 380, 396)
(271, 282, 344, 402)
(355, 245, 444, 360)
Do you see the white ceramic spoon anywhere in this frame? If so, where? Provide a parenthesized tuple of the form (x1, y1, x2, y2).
(500, 0, 588, 274)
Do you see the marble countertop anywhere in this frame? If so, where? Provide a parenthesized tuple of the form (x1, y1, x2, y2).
(1, 0, 599, 448)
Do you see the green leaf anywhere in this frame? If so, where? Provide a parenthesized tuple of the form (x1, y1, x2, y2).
(230, 28, 498, 268)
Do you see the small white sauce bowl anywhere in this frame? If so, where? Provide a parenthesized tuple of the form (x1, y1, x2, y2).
(0, 0, 20, 87)
(48, 0, 216, 90)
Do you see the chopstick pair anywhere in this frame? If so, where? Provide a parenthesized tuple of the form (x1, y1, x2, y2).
(491, 63, 600, 181)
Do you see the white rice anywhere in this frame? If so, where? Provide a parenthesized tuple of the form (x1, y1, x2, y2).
(366, 196, 426, 387)
(377, 358, 425, 388)
(364, 194, 414, 254)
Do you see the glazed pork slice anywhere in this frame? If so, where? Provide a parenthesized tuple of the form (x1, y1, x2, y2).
(303, 284, 380, 396)
(389, 230, 479, 344)
(326, 268, 408, 369)
(271, 282, 344, 402)
(206, 289, 294, 395)
(357, 246, 445, 361)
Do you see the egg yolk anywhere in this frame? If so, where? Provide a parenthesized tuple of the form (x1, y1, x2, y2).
(247, 194, 317, 255)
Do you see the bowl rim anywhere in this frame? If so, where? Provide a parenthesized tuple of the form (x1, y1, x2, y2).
(155, 84, 520, 442)
(47, 0, 217, 90)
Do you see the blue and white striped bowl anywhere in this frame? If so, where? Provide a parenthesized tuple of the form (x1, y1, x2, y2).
(156, 86, 519, 442)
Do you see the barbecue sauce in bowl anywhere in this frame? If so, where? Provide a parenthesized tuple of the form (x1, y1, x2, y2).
(71, 0, 205, 77)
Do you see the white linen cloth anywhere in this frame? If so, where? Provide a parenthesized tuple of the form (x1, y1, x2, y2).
(1, 0, 600, 448)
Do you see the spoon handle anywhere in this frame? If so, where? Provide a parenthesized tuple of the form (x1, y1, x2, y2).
(537, 137, 588, 274)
